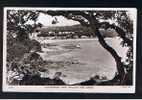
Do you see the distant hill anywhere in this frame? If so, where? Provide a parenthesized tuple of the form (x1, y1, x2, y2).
(38, 24, 92, 33)
(36, 24, 118, 38)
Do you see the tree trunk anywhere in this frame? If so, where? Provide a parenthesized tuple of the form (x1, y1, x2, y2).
(96, 28, 125, 83)
(89, 20, 125, 84)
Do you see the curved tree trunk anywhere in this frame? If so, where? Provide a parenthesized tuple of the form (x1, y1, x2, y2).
(95, 29, 125, 84)
(97, 29, 125, 84)
(90, 21, 125, 84)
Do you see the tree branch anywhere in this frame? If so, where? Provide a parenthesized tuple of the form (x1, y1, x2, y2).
(99, 22, 133, 46)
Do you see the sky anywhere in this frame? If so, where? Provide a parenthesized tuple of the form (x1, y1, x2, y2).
(36, 13, 80, 26)
(34, 10, 136, 27)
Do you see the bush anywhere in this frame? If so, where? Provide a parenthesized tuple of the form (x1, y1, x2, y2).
(7, 51, 49, 85)
(6, 31, 43, 85)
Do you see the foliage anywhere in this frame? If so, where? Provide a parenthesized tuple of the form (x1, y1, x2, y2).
(7, 10, 42, 41)
(7, 10, 43, 84)
(7, 10, 42, 60)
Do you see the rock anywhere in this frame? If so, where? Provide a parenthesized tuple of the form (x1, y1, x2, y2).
(19, 74, 65, 85)
(93, 75, 100, 79)
(53, 72, 62, 79)
(101, 76, 107, 80)
(75, 78, 97, 85)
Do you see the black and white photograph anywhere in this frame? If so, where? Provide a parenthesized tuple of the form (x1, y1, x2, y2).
(3, 7, 137, 93)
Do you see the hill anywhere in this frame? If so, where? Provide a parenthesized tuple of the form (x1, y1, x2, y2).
(36, 24, 118, 38)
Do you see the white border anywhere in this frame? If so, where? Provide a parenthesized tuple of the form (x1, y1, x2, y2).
(3, 7, 137, 93)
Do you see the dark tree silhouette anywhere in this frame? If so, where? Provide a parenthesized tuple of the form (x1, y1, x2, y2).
(39, 10, 133, 85)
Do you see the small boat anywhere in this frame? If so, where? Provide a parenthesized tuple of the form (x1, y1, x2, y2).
(76, 44, 81, 48)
